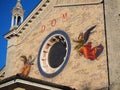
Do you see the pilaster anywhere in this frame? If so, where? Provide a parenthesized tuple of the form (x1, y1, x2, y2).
(5, 37, 17, 78)
(104, 0, 120, 89)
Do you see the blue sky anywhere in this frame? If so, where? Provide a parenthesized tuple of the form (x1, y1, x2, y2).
(0, 0, 41, 70)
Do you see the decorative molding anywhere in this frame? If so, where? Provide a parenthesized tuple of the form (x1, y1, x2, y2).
(0, 74, 74, 90)
(38, 30, 71, 78)
(55, 0, 103, 7)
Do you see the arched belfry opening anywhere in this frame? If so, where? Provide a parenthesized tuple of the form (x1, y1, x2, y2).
(10, 0, 24, 30)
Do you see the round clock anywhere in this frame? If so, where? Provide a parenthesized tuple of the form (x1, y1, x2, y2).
(38, 30, 71, 78)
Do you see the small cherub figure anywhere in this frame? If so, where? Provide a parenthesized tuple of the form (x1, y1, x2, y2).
(20, 55, 35, 77)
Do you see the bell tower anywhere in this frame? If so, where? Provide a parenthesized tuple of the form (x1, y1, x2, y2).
(10, 0, 24, 30)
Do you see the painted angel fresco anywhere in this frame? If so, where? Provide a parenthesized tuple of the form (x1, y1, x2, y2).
(80, 42, 104, 60)
(73, 25, 104, 60)
(20, 55, 35, 77)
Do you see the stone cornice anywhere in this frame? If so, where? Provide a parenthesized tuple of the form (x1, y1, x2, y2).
(55, 0, 103, 7)
(4, 0, 50, 40)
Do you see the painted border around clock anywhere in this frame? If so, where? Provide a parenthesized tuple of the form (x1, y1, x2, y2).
(38, 30, 71, 78)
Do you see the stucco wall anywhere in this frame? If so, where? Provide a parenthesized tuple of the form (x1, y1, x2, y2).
(6, 3, 108, 90)
(4, 0, 111, 90)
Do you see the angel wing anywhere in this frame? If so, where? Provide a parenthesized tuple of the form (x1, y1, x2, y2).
(84, 25, 96, 43)
(95, 44, 104, 58)
(20, 55, 28, 64)
(28, 58, 35, 65)
(21, 55, 27, 61)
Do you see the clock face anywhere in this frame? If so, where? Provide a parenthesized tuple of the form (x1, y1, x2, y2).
(38, 30, 71, 78)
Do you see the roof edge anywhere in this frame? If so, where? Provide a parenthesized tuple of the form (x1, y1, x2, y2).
(0, 74, 74, 90)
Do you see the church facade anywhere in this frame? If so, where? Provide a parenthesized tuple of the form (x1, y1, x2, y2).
(0, 0, 120, 90)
